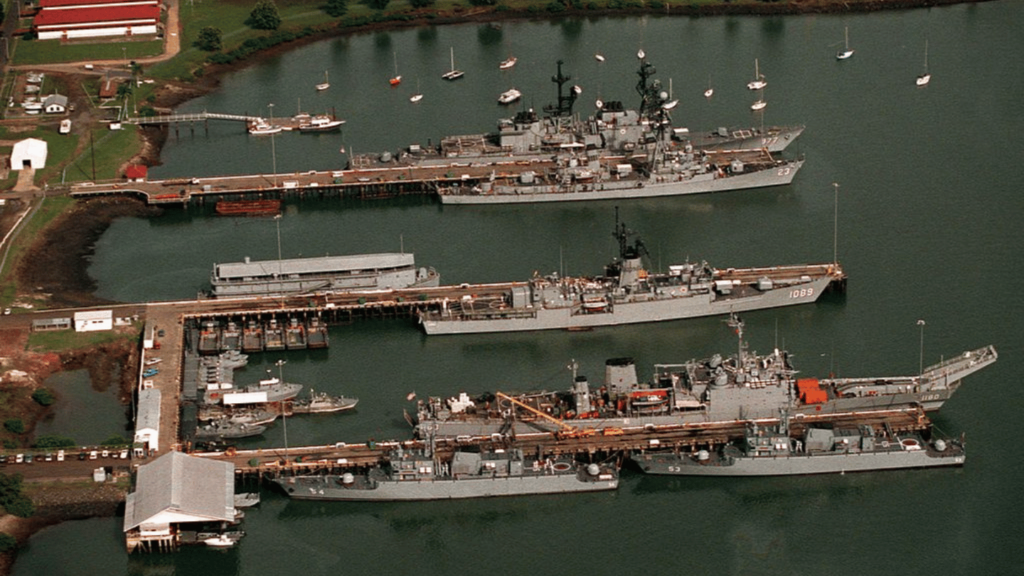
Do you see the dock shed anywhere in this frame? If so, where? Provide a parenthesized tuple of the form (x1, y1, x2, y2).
(123, 451, 237, 553)
(74, 309, 112, 331)
(32, 317, 72, 331)
(10, 138, 48, 170)
(43, 93, 68, 114)
(133, 388, 160, 453)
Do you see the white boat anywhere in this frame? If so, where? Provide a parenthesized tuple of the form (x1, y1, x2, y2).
(297, 114, 345, 133)
(59, 119, 71, 134)
(204, 534, 235, 548)
(499, 56, 517, 70)
(916, 40, 931, 86)
(410, 79, 423, 103)
(442, 47, 464, 81)
(751, 99, 767, 111)
(594, 53, 605, 62)
(498, 88, 522, 105)
(316, 71, 330, 91)
(390, 52, 401, 86)
(704, 77, 714, 98)
(747, 59, 767, 90)
(248, 120, 282, 135)
(836, 27, 854, 60)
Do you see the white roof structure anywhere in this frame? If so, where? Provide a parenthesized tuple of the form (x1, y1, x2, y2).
(214, 253, 413, 281)
(134, 388, 160, 450)
(123, 451, 235, 533)
(74, 309, 112, 332)
(10, 138, 48, 170)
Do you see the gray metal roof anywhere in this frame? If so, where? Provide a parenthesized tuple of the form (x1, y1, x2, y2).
(123, 451, 235, 531)
(136, 388, 161, 431)
(214, 253, 415, 281)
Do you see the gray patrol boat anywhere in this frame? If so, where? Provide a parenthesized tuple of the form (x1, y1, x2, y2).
(413, 316, 997, 439)
(631, 417, 965, 476)
(273, 448, 618, 501)
(419, 213, 845, 335)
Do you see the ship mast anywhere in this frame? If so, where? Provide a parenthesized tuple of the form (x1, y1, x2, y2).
(543, 60, 578, 128)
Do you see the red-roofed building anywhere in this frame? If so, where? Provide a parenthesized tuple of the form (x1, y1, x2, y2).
(34, 2, 161, 40)
(39, 0, 159, 9)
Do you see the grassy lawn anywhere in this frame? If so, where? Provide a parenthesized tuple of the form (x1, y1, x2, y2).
(0, 126, 82, 189)
(11, 39, 164, 67)
(27, 322, 141, 353)
(62, 123, 141, 183)
(0, 195, 75, 308)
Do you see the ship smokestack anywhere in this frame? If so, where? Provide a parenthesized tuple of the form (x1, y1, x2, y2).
(605, 357, 637, 396)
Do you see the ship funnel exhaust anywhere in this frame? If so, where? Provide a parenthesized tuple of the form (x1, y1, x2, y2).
(606, 357, 637, 396)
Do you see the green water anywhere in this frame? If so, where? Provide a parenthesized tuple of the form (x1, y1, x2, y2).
(15, 2, 1024, 574)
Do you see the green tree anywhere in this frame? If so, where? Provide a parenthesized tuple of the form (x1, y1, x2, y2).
(409, 0, 433, 7)
(247, 1, 281, 30)
(116, 82, 133, 100)
(33, 435, 75, 449)
(324, 0, 348, 17)
(367, 0, 389, 10)
(0, 533, 16, 553)
(31, 388, 55, 406)
(3, 419, 23, 435)
(101, 435, 129, 447)
(195, 26, 223, 51)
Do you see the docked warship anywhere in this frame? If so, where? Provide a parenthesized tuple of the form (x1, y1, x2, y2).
(419, 213, 846, 335)
(412, 316, 997, 439)
(631, 417, 966, 476)
(433, 54, 802, 204)
(273, 448, 618, 501)
(353, 55, 804, 204)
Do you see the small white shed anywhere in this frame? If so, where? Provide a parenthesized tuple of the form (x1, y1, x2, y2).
(74, 309, 113, 332)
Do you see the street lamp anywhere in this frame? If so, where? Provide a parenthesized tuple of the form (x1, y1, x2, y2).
(121, 46, 127, 69)
(832, 182, 839, 266)
(268, 102, 277, 186)
(917, 319, 926, 375)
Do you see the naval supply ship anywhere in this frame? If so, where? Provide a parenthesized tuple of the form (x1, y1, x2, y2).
(419, 214, 845, 335)
(273, 448, 618, 501)
(631, 417, 966, 476)
(412, 316, 997, 440)
(204, 375, 303, 406)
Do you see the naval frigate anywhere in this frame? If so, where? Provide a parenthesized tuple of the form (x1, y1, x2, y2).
(273, 448, 618, 501)
(413, 316, 997, 440)
(419, 213, 845, 335)
(631, 417, 966, 476)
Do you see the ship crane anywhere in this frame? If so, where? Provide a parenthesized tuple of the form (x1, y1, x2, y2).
(495, 392, 596, 440)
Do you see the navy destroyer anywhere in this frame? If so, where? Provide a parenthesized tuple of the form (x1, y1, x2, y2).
(273, 448, 618, 501)
(631, 418, 965, 476)
(434, 55, 802, 204)
(419, 213, 845, 334)
(413, 317, 997, 439)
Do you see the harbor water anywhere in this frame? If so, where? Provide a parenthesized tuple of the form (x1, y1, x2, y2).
(16, 2, 1024, 574)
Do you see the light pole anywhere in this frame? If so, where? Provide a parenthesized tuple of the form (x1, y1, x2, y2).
(121, 46, 127, 69)
(274, 213, 283, 277)
(268, 103, 277, 186)
(917, 319, 926, 375)
(832, 182, 839, 266)
(277, 359, 288, 457)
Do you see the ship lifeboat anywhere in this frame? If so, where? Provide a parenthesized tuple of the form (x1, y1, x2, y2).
(581, 295, 608, 313)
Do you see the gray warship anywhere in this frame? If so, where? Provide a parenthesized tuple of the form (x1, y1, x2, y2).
(434, 56, 802, 204)
(273, 448, 618, 501)
(413, 317, 997, 439)
(194, 418, 267, 442)
(419, 213, 845, 335)
(631, 418, 966, 476)
(204, 375, 303, 406)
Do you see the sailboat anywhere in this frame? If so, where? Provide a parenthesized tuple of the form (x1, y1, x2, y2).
(499, 56, 517, 70)
(390, 53, 402, 86)
(410, 79, 423, 103)
(704, 75, 714, 98)
(316, 71, 330, 91)
(836, 27, 854, 60)
(747, 59, 766, 90)
(916, 40, 931, 86)
(442, 47, 464, 81)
